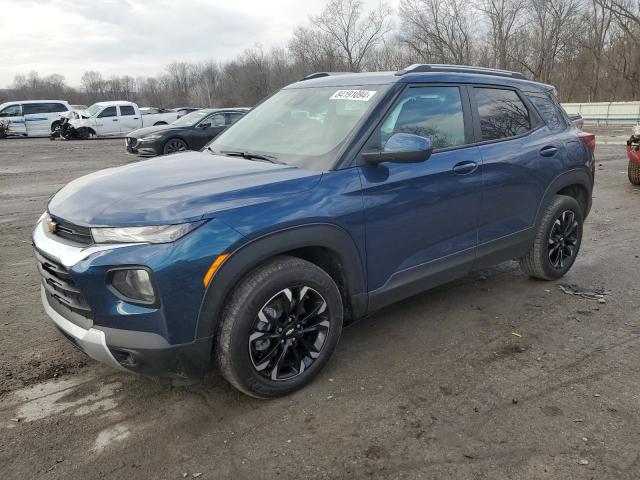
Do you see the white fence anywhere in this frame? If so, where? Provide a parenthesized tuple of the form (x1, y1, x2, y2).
(561, 101, 640, 126)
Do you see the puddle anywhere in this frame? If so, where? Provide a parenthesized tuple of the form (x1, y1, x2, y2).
(2, 374, 121, 423)
(94, 423, 130, 450)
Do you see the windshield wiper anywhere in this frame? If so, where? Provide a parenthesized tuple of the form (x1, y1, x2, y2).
(218, 149, 282, 164)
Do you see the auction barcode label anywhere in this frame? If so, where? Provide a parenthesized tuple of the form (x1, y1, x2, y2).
(330, 90, 377, 101)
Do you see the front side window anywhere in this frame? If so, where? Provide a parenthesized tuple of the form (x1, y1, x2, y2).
(0, 104, 22, 117)
(98, 106, 117, 118)
(209, 84, 390, 170)
(474, 88, 531, 141)
(365, 86, 466, 152)
(120, 105, 135, 116)
(203, 114, 225, 127)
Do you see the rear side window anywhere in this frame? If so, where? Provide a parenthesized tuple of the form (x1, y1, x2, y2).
(365, 86, 467, 151)
(205, 114, 226, 127)
(98, 106, 117, 118)
(23, 103, 48, 115)
(527, 94, 567, 131)
(474, 88, 531, 141)
(46, 103, 68, 113)
(227, 112, 244, 124)
(120, 105, 135, 116)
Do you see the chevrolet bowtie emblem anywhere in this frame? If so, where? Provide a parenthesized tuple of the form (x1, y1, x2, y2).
(47, 218, 57, 232)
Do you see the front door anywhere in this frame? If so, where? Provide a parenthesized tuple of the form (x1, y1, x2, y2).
(95, 106, 121, 136)
(192, 112, 227, 150)
(357, 85, 482, 309)
(0, 104, 26, 135)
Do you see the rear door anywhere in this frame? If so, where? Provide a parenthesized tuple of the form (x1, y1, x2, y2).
(95, 106, 120, 136)
(0, 104, 26, 135)
(118, 105, 140, 133)
(470, 86, 566, 263)
(23, 103, 52, 136)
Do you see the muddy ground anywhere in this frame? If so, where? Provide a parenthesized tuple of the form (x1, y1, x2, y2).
(0, 132, 639, 479)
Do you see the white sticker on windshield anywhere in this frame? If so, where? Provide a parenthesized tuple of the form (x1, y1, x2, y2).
(330, 90, 376, 101)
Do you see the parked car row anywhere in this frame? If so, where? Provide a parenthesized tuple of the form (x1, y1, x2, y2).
(0, 98, 249, 156)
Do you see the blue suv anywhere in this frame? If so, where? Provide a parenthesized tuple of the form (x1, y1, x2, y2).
(33, 65, 595, 398)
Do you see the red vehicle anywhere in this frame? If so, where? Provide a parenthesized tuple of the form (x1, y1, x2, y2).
(628, 126, 640, 185)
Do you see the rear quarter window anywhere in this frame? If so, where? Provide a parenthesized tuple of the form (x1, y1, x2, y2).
(473, 88, 531, 141)
(527, 94, 567, 131)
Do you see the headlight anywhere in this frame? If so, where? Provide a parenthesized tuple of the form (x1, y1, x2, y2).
(140, 135, 162, 141)
(91, 221, 204, 244)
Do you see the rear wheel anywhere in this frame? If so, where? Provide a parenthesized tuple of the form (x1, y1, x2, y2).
(520, 195, 583, 280)
(215, 256, 343, 398)
(163, 138, 188, 155)
(50, 121, 61, 133)
(629, 158, 640, 185)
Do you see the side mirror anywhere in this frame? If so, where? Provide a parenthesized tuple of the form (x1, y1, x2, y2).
(200, 123, 211, 129)
(361, 133, 433, 164)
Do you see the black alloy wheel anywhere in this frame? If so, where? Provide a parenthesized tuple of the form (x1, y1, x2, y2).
(249, 286, 330, 381)
(163, 138, 188, 154)
(548, 210, 579, 269)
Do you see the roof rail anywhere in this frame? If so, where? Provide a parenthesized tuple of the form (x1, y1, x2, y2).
(300, 72, 350, 81)
(395, 64, 527, 80)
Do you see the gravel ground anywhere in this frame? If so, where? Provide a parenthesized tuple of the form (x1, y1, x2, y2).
(0, 134, 639, 479)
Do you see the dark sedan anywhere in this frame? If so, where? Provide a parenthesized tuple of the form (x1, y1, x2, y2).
(125, 108, 249, 156)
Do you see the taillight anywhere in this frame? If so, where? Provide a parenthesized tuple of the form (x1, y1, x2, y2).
(578, 131, 596, 152)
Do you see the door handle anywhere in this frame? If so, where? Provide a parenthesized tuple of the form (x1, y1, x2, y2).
(112, 119, 118, 122)
(133, 117, 139, 120)
(452, 161, 478, 175)
(540, 146, 558, 157)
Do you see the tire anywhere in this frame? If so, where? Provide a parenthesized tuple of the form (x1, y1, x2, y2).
(163, 138, 188, 155)
(629, 158, 640, 185)
(77, 127, 91, 140)
(50, 121, 60, 133)
(154, 121, 167, 126)
(215, 256, 343, 398)
(520, 195, 583, 280)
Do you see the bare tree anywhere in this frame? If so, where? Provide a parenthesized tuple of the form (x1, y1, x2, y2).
(399, 0, 474, 64)
(476, 0, 525, 69)
(311, 0, 393, 71)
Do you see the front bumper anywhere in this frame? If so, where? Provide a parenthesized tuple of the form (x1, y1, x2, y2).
(125, 137, 160, 156)
(32, 216, 242, 378)
(41, 286, 125, 370)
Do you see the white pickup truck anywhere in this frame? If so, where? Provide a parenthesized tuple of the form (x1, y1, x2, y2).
(66, 101, 178, 138)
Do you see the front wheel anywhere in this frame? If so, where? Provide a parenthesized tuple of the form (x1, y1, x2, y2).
(520, 195, 583, 280)
(215, 256, 343, 398)
(163, 138, 188, 154)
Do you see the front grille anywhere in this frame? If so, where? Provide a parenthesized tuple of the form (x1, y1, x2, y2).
(36, 249, 93, 320)
(49, 216, 93, 245)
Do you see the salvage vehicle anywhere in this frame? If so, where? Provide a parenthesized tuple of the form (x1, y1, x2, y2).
(63, 101, 178, 139)
(33, 65, 595, 398)
(125, 108, 249, 156)
(627, 125, 640, 185)
(0, 100, 70, 137)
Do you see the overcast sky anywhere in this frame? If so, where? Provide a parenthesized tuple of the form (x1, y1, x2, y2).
(0, 0, 399, 88)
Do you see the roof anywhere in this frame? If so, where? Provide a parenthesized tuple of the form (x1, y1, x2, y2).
(286, 67, 554, 93)
(0, 99, 69, 106)
(94, 101, 136, 106)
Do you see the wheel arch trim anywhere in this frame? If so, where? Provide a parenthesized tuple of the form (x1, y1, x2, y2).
(535, 168, 592, 226)
(194, 222, 367, 339)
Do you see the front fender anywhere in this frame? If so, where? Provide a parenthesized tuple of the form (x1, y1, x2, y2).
(195, 222, 368, 340)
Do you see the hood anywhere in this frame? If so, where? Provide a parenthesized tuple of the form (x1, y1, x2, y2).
(128, 124, 175, 138)
(48, 151, 321, 226)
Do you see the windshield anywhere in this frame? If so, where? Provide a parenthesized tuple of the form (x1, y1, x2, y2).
(85, 104, 102, 117)
(172, 110, 212, 127)
(209, 85, 390, 170)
